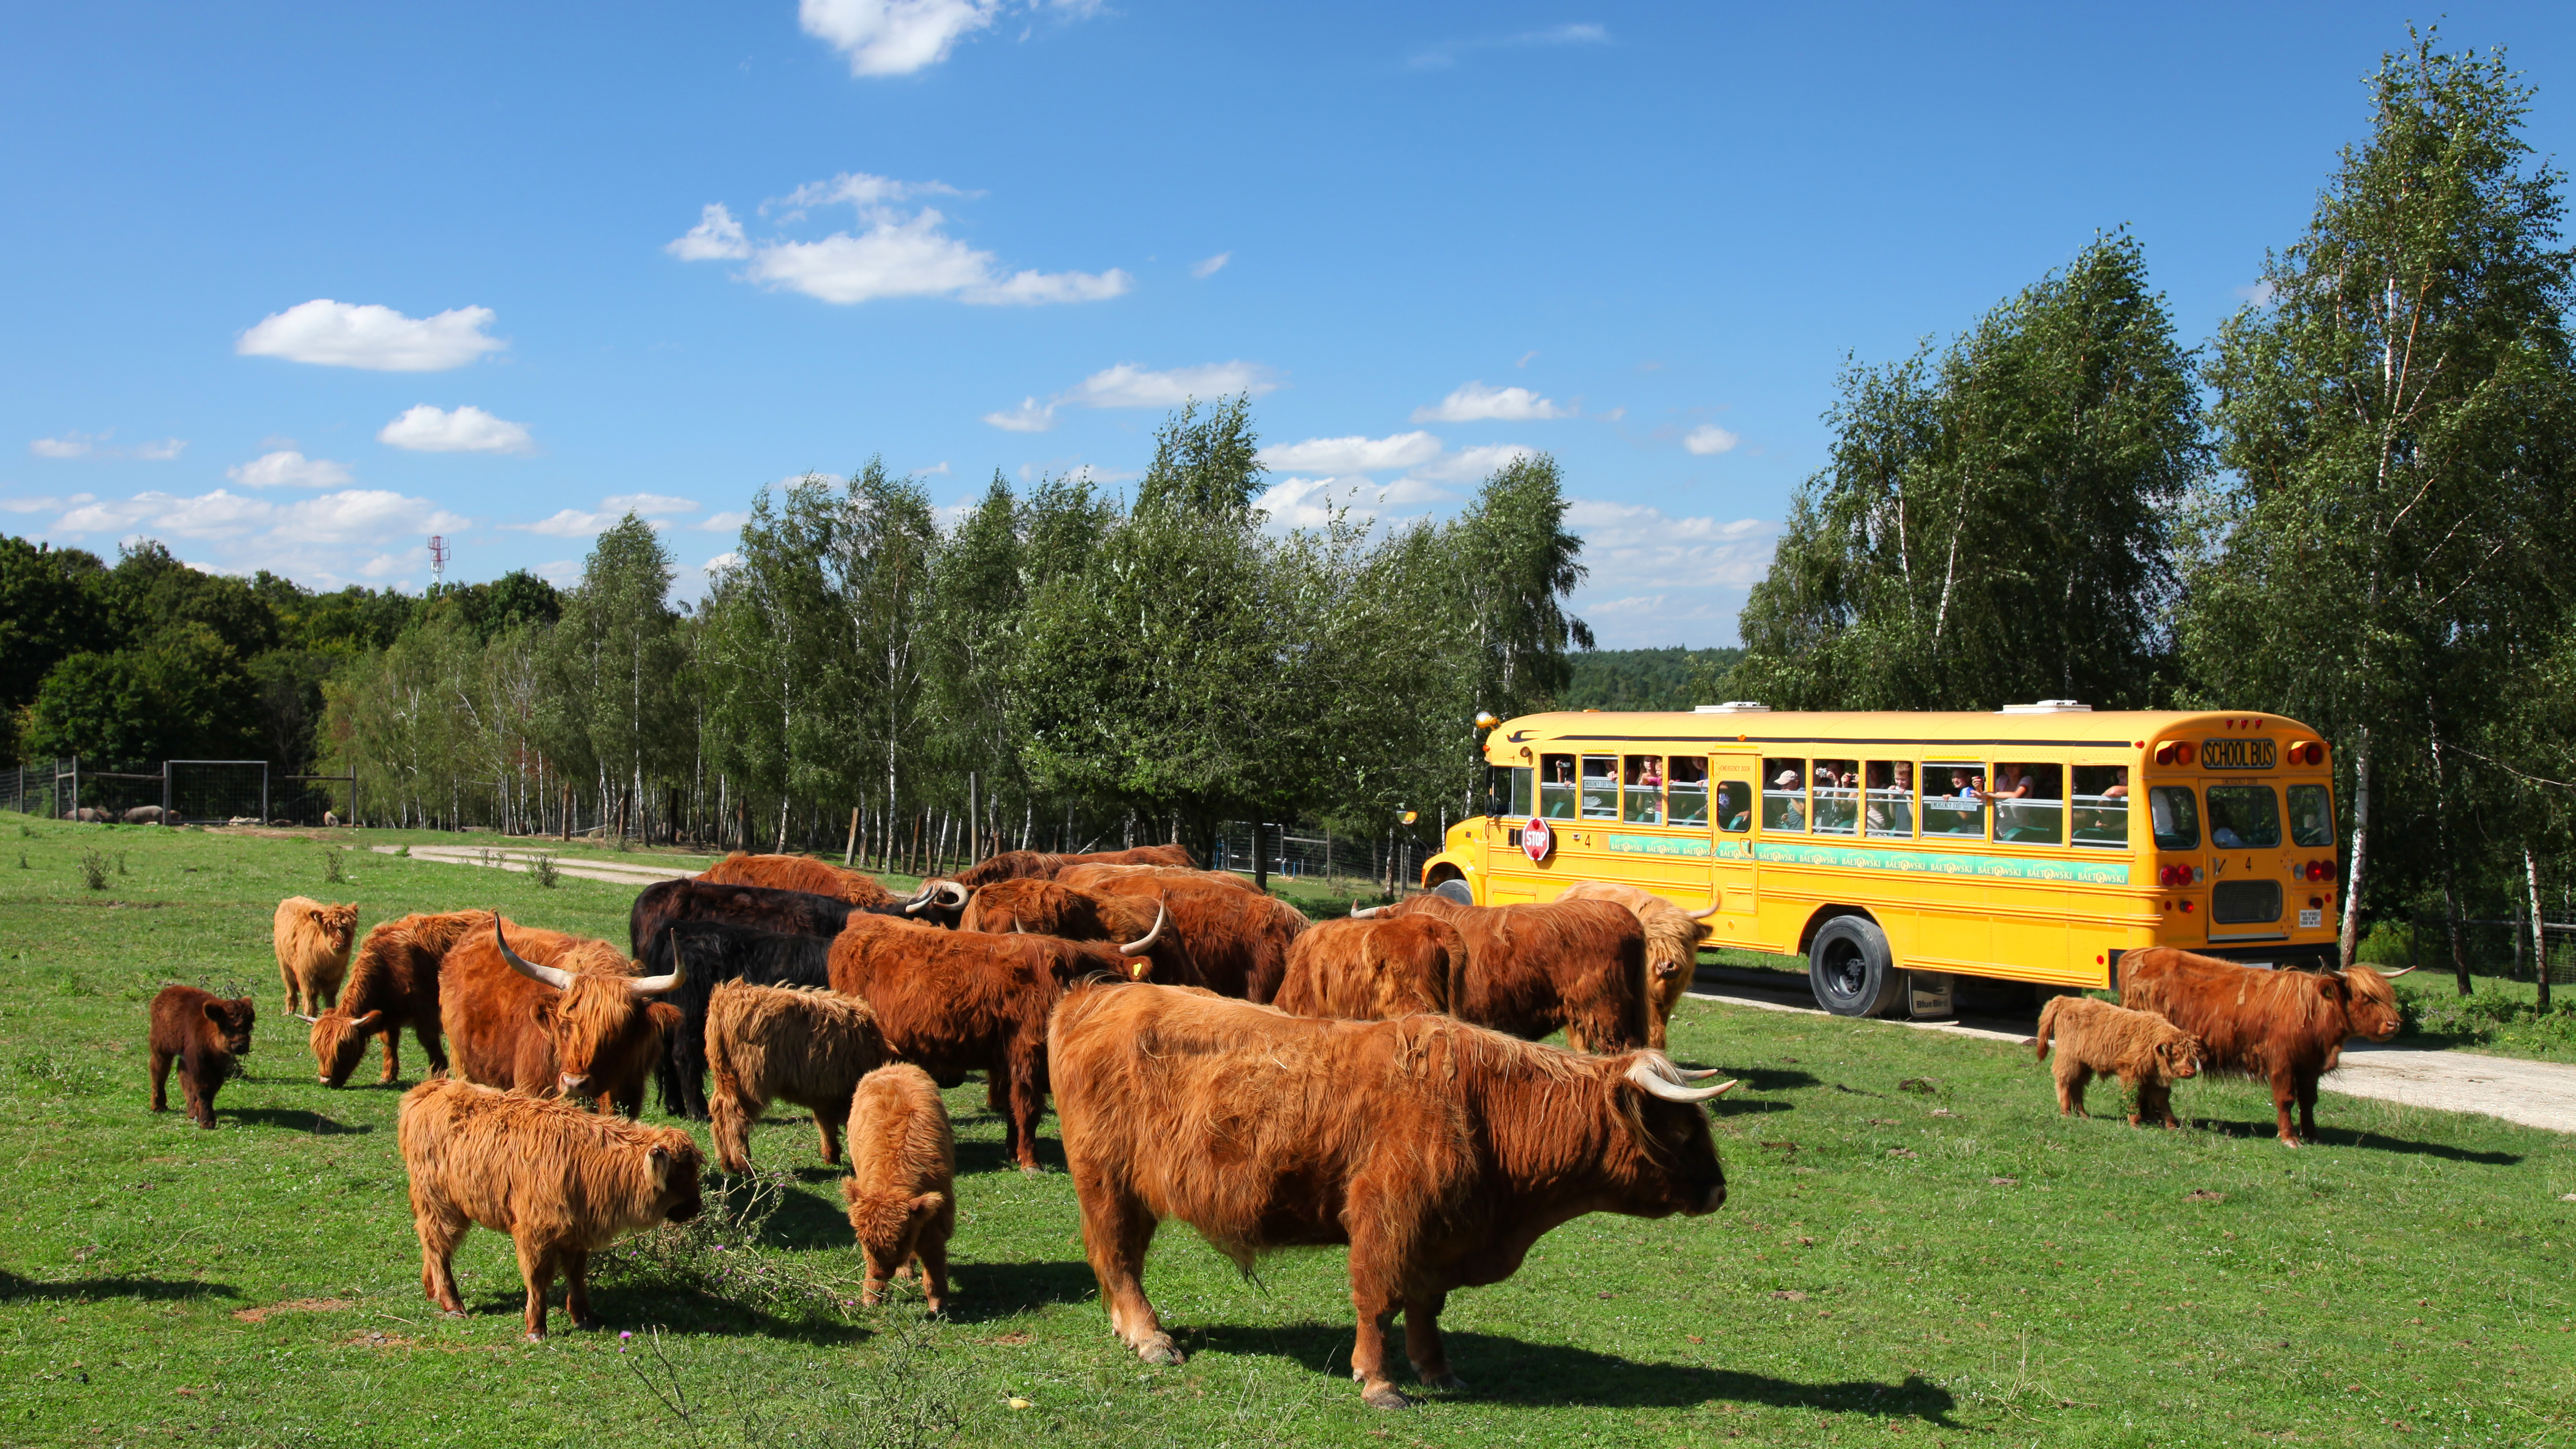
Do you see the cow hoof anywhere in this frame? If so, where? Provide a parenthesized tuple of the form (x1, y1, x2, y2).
(1418, 1372, 1467, 1393)
(1136, 1336, 1184, 1367)
(1361, 1384, 1415, 1410)
(2277, 1137, 2302, 1148)
(522, 1332, 546, 1343)
(572, 1315, 602, 1332)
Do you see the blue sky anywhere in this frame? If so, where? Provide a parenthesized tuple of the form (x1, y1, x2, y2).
(5, 2, 2573, 646)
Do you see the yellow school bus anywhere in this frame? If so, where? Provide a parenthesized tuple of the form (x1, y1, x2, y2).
(1418, 702, 2344, 1017)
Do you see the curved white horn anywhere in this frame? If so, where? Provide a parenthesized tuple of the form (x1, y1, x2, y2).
(1349, 903, 1386, 920)
(902, 888, 934, 914)
(291, 1012, 320, 1024)
(628, 929, 686, 995)
(1685, 890, 1722, 921)
(936, 880, 970, 908)
(1675, 1065, 1728, 1081)
(1624, 1057, 1738, 1103)
(2377, 963, 2421, 978)
(1006, 914, 1022, 934)
(1118, 902, 1167, 957)
(493, 913, 574, 990)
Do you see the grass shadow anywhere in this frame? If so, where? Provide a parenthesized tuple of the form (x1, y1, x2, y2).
(936, 1259, 1101, 1323)
(453, 1286, 871, 1345)
(1715, 1100, 1795, 1117)
(741, 1180, 859, 1252)
(1696, 1066, 1823, 1092)
(1186, 1321, 1960, 1421)
(0, 1270, 238, 1304)
(224, 1106, 373, 1135)
(2182, 1116, 2522, 1164)
(954, 1134, 1068, 1177)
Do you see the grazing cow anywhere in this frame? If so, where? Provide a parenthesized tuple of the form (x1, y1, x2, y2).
(842, 1063, 957, 1310)
(1058, 869, 1308, 1001)
(1051, 981, 1734, 1408)
(398, 1076, 704, 1340)
(148, 985, 255, 1130)
(828, 913, 1162, 1171)
(272, 896, 360, 1017)
(636, 918, 837, 1119)
(954, 844, 1197, 888)
(304, 910, 468, 1087)
(1274, 914, 1469, 1023)
(2119, 948, 2409, 1146)
(64, 807, 107, 823)
(2031, 995, 2205, 1127)
(705, 981, 890, 1173)
(440, 916, 684, 1117)
(957, 878, 1200, 987)
(1552, 882, 1718, 1048)
(699, 851, 897, 908)
(322, 810, 341, 828)
(1363, 896, 1650, 1053)
(123, 805, 165, 825)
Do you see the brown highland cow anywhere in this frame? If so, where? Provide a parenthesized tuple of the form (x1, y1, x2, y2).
(705, 980, 890, 1173)
(841, 1063, 957, 1310)
(304, 909, 471, 1088)
(2031, 995, 2205, 1127)
(148, 985, 256, 1130)
(271, 896, 359, 1017)
(699, 852, 897, 908)
(2120, 947, 2409, 1146)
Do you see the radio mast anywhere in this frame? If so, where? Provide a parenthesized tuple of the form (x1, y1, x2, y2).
(428, 535, 450, 592)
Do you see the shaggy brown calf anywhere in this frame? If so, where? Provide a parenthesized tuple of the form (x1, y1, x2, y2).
(1551, 882, 1716, 1048)
(272, 896, 360, 1017)
(699, 851, 897, 908)
(706, 981, 890, 1173)
(148, 985, 255, 1129)
(440, 916, 685, 1116)
(1052, 981, 1734, 1409)
(841, 1063, 956, 1309)
(398, 1076, 703, 1340)
(305, 910, 468, 1087)
(953, 844, 1197, 888)
(2120, 947, 2409, 1146)
(957, 878, 1194, 986)
(1364, 895, 1651, 1053)
(1056, 868, 1308, 1001)
(2031, 995, 2205, 1127)
(829, 914, 1149, 1171)
(1273, 914, 1469, 1023)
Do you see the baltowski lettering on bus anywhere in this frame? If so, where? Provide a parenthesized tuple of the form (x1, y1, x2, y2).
(1601, 832, 2132, 884)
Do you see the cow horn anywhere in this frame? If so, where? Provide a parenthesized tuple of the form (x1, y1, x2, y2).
(1118, 902, 1167, 957)
(1625, 1057, 1739, 1103)
(1006, 914, 1022, 934)
(1675, 1065, 1728, 1081)
(2376, 963, 2421, 978)
(291, 1012, 320, 1024)
(937, 880, 969, 908)
(1349, 903, 1386, 920)
(628, 956, 685, 996)
(902, 887, 934, 914)
(1685, 890, 1722, 921)
(493, 913, 575, 990)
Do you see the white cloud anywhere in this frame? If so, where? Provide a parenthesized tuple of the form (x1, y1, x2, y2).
(1562, 500, 1777, 589)
(1259, 431, 1442, 475)
(983, 397, 1057, 432)
(236, 299, 504, 371)
(378, 404, 536, 455)
(520, 510, 627, 537)
(702, 550, 743, 574)
(511, 493, 696, 538)
(1253, 474, 1461, 531)
(666, 204, 750, 261)
(0, 494, 82, 514)
(676, 174, 1129, 308)
(29, 431, 186, 461)
(917, 461, 952, 477)
(1415, 442, 1537, 483)
(1411, 381, 1575, 423)
(602, 492, 699, 517)
(1410, 22, 1611, 70)
(697, 510, 750, 534)
(1191, 252, 1230, 278)
(1063, 361, 1279, 408)
(226, 450, 353, 489)
(2236, 280, 2278, 306)
(1682, 425, 1740, 456)
(799, 0, 1100, 76)
(32, 486, 470, 588)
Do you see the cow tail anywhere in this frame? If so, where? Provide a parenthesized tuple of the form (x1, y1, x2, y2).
(2033, 996, 2061, 1060)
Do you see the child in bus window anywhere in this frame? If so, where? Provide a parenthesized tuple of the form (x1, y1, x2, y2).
(2101, 766, 2129, 800)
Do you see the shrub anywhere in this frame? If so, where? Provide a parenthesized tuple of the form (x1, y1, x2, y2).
(76, 849, 107, 891)
(2355, 919, 2413, 968)
(532, 853, 561, 889)
(322, 846, 345, 884)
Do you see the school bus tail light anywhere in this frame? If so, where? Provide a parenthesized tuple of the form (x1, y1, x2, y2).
(2302, 859, 2335, 882)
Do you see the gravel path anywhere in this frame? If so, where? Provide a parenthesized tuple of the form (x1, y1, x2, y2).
(1686, 973, 2576, 1136)
(368, 843, 699, 889)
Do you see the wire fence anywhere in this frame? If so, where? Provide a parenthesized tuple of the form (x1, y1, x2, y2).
(2403, 915, 2576, 986)
(0, 757, 361, 827)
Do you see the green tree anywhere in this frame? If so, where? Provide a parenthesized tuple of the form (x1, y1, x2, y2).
(702, 477, 848, 850)
(1732, 231, 2202, 711)
(2187, 35, 2576, 967)
(553, 515, 689, 841)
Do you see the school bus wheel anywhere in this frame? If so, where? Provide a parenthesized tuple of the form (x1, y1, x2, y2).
(1808, 914, 1904, 1018)
(1429, 878, 1474, 905)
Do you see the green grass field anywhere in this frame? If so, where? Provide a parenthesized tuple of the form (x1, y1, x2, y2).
(0, 815, 2570, 1447)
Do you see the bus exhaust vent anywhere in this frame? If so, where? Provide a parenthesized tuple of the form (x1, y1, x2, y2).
(1999, 700, 2093, 714)
(1693, 702, 1773, 714)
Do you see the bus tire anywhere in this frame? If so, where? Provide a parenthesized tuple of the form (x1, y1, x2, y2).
(1431, 878, 1475, 906)
(1809, 915, 1904, 1018)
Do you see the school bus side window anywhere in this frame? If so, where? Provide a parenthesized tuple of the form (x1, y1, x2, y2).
(1622, 756, 1665, 825)
(2072, 766, 2129, 848)
(1865, 762, 1914, 838)
(1761, 759, 1807, 832)
(2287, 784, 2332, 848)
(1716, 780, 1752, 832)
(1538, 754, 1577, 819)
(1580, 755, 1619, 820)
(1506, 766, 1534, 817)
(1990, 762, 2063, 845)
(1921, 764, 1985, 838)
(1668, 757, 1709, 827)
(2148, 787, 2198, 851)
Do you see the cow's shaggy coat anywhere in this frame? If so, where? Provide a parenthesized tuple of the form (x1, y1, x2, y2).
(1056, 868, 1308, 1001)
(705, 981, 890, 1173)
(307, 910, 469, 1087)
(398, 1076, 703, 1340)
(828, 914, 1134, 1171)
(699, 851, 897, 908)
(1552, 882, 1714, 1048)
(2119, 948, 2404, 1145)
(1274, 915, 1468, 1024)
(841, 1063, 956, 1309)
(439, 918, 681, 1117)
(637, 917, 838, 1119)
(148, 985, 255, 1129)
(953, 844, 1196, 888)
(1051, 982, 1731, 1409)
(957, 878, 1199, 987)
(2031, 995, 2205, 1126)
(1376, 895, 1650, 1053)
(272, 896, 360, 1018)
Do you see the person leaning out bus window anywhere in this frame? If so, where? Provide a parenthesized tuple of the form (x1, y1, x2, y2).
(2100, 766, 2129, 800)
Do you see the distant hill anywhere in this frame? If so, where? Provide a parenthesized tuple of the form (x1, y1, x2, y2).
(1553, 647, 1744, 712)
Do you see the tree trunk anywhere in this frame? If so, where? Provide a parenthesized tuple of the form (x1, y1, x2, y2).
(2425, 707, 2471, 996)
(844, 806, 860, 867)
(2337, 726, 2372, 971)
(2529, 846, 2552, 1012)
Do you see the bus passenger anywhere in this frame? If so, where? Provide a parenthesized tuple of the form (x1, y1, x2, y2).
(2100, 767, 2129, 800)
